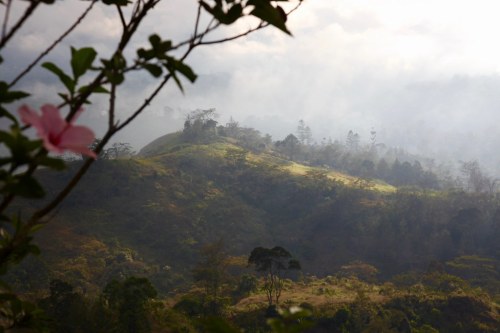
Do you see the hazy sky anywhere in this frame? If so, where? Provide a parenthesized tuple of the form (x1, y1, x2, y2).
(4, 0, 500, 174)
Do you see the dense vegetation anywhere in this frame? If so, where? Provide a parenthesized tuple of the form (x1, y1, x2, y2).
(8, 113, 499, 331)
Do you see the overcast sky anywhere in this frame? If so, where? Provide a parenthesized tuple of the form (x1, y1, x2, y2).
(4, 0, 500, 175)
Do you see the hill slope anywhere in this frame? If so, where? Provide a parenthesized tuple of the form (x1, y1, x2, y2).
(9, 132, 500, 298)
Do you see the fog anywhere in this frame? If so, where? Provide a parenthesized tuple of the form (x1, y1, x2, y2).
(4, 0, 500, 175)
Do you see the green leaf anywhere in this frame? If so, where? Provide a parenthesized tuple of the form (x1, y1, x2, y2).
(143, 63, 163, 78)
(105, 70, 125, 85)
(170, 72, 184, 93)
(57, 92, 71, 104)
(0, 130, 41, 165)
(249, 0, 290, 35)
(78, 84, 109, 94)
(0, 106, 18, 123)
(165, 57, 197, 83)
(148, 34, 161, 48)
(101, 54, 127, 85)
(137, 48, 155, 61)
(42, 62, 75, 93)
(36, 156, 66, 170)
(0, 81, 30, 104)
(201, 2, 226, 24)
(2, 176, 45, 199)
(71, 47, 97, 80)
(222, 4, 243, 24)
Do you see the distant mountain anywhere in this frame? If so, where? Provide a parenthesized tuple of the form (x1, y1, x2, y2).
(8, 131, 499, 297)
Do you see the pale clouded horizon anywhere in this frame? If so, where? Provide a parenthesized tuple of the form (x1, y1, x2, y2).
(4, 0, 500, 175)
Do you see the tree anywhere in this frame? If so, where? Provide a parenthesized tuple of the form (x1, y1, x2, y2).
(107, 142, 135, 159)
(458, 160, 497, 193)
(296, 120, 313, 145)
(276, 134, 300, 160)
(304, 126, 313, 145)
(225, 117, 240, 138)
(183, 108, 219, 141)
(248, 246, 301, 307)
(192, 240, 229, 315)
(102, 277, 158, 333)
(39, 279, 89, 333)
(297, 119, 306, 144)
(345, 130, 360, 152)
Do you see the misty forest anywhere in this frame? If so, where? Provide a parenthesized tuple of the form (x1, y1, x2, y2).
(1, 1, 500, 333)
(4, 110, 500, 332)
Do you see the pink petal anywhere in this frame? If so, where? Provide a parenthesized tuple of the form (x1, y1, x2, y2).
(66, 146, 97, 159)
(18, 105, 42, 128)
(19, 104, 50, 140)
(42, 137, 65, 154)
(40, 104, 66, 135)
(59, 125, 96, 158)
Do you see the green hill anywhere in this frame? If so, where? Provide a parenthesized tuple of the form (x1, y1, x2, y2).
(9, 131, 500, 302)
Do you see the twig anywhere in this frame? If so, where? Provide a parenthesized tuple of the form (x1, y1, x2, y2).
(199, 21, 266, 46)
(1, 0, 12, 40)
(115, 73, 171, 132)
(109, 81, 117, 129)
(0, 0, 40, 50)
(191, 3, 202, 47)
(9, 0, 97, 88)
(116, 4, 127, 32)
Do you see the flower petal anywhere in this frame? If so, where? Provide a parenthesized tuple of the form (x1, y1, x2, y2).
(59, 125, 96, 158)
(40, 104, 66, 135)
(42, 138, 65, 154)
(18, 105, 41, 127)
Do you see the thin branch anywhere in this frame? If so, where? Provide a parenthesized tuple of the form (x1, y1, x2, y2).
(115, 73, 171, 132)
(26, 132, 113, 228)
(116, 4, 127, 32)
(0, 0, 40, 50)
(116, 16, 205, 133)
(199, 21, 266, 46)
(191, 3, 202, 47)
(9, 0, 97, 88)
(171, 17, 219, 51)
(1, 0, 12, 40)
(65, 0, 160, 122)
(109, 81, 117, 129)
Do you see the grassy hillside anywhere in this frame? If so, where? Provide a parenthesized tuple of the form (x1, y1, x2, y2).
(9, 132, 500, 305)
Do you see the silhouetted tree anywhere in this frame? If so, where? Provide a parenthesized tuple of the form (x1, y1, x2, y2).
(102, 277, 157, 333)
(276, 134, 300, 160)
(183, 108, 218, 141)
(248, 246, 301, 306)
(345, 130, 360, 152)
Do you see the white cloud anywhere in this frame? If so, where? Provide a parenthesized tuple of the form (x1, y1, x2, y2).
(6, 0, 500, 174)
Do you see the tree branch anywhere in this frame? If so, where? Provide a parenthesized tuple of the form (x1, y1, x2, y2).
(0, 0, 40, 50)
(9, 0, 97, 88)
(1, 0, 13, 40)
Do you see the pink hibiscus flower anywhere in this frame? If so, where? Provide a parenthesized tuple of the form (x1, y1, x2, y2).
(19, 104, 97, 158)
